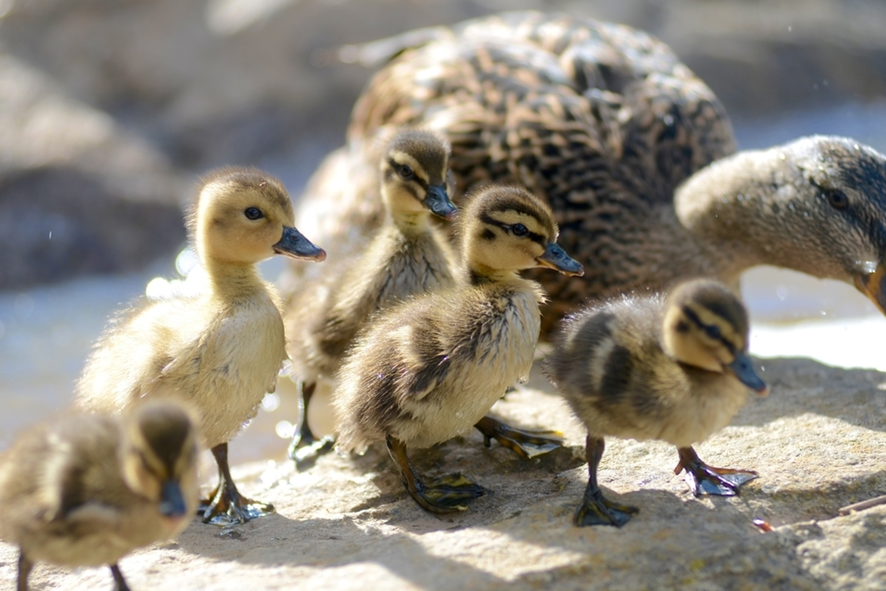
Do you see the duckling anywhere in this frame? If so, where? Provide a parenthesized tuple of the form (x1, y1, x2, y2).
(285, 129, 458, 465)
(334, 185, 583, 513)
(283, 11, 886, 335)
(543, 279, 768, 527)
(0, 400, 199, 591)
(75, 167, 326, 525)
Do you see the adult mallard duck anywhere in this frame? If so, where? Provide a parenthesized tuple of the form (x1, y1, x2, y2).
(76, 167, 326, 525)
(334, 184, 583, 513)
(284, 129, 458, 465)
(284, 11, 886, 335)
(0, 401, 200, 591)
(544, 279, 768, 527)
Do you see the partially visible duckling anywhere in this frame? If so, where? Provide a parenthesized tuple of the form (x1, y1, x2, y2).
(285, 129, 458, 465)
(544, 279, 768, 527)
(334, 185, 583, 513)
(76, 167, 326, 525)
(0, 400, 199, 591)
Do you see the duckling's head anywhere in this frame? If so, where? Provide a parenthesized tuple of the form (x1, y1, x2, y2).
(379, 130, 457, 222)
(662, 279, 767, 395)
(120, 401, 200, 528)
(190, 167, 326, 267)
(460, 185, 584, 280)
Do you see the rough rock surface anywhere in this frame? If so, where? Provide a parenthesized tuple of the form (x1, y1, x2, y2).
(1, 357, 883, 590)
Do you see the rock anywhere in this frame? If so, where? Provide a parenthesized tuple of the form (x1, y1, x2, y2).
(1, 357, 882, 590)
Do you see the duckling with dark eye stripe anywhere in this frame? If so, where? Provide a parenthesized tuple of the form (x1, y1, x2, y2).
(285, 129, 458, 465)
(544, 279, 768, 527)
(334, 184, 583, 513)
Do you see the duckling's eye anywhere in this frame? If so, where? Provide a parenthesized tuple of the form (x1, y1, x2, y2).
(398, 164, 415, 181)
(825, 189, 849, 210)
(705, 324, 722, 340)
(244, 207, 263, 220)
(511, 223, 529, 237)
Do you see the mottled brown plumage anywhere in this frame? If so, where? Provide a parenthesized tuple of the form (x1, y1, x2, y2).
(544, 279, 768, 527)
(334, 185, 582, 513)
(0, 401, 199, 591)
(284, 130, 458, 463)
(76, 167, 326, 525)
(285, 11, 886, 334)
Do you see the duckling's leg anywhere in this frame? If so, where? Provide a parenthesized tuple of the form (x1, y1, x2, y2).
(287, 381, 334, 467)
(474, 415, 564, 459)
(109, 564, 132, 591)
(386, 435, 488, 514)
(574, 436, 639, 527)
(200, 443, 275, 525)
(675, 446, 758, 496)
(16, 551, 32, 591)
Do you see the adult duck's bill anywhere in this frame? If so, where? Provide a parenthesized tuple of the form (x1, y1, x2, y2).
(727, 351, 769, 396)
(537, 243, 584, 277)
(424, 184, 458, 220)
(855, 264, 886, 315)
(274, 226, 327, 261)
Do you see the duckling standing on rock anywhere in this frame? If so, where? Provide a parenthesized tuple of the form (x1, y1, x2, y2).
(285, 129, 458, 465)
(544, 279, 768, 527)
(0, 401, 200, 591)
(288, 12, 886, 334)
(334, 185, 583, 513)
(76, 167, 326, 525)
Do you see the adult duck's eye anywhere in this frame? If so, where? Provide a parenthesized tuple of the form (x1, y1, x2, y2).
(511, 223, 529, 237)
(705, 324, 722, 340)
(825, 189, 849, 210)
(399, 165, 414, 180)
(244, 207, 263, 220)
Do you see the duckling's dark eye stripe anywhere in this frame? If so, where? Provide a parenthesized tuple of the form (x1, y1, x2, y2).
(479, 213, 546, 245)
(680, 305, 736, 355)
(387, 158, 429, 190)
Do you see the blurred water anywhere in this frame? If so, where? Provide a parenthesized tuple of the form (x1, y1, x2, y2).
(2, 104, 886, 460)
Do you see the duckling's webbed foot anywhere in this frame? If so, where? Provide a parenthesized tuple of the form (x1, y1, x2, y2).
(386, 436, 487, 514)
(574, 436, 638, 527)
(110, 564, 132, 591)
(675, 446, 758, 497)
(474, 415, 564, 459)
(200, 443, 275, 525)
(286, 381, 335, 468)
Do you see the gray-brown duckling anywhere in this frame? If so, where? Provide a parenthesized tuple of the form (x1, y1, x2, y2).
(285, 129, 458, 465)
(76, 167, 326, 525)
(0, 400, 199, 591)
(544, 279, 768, 527)
(334, 185, 583, 513)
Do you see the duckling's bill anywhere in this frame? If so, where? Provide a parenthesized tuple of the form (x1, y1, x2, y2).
(855, 263, 886, 315)
(273, 226, 327, 261)
(727, 351, 768, 396)
(536, 243, 584, 276)
(424, 184, 458, 220)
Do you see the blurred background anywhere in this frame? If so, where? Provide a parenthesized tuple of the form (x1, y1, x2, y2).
(2, 0, 885, 462)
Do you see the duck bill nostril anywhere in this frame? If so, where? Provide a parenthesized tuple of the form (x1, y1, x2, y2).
(158, 479, 187, 518)
(424, 185, 458, 220)
(536, 243, 584, 277)
(727, 352, 768, 396)
(273, 226, 327, 262)
(854, 263, 886, 315)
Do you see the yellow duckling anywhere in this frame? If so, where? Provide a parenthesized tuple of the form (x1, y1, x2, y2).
(544, 279, 768, 527)
(285, 129, 458, 464)
(334, 185, 583, 513)
(0, 400, 199, 591)
(76, 167, 326, 525)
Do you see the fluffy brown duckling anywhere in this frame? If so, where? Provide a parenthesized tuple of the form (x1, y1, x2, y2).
(76, 167, 326, 525)
(0, 401, 199, 591)
(334, 185, 583, 513)
(286, 11, 886, 335)
(285, 129, 458, 465)
(544, 279, 768, 527)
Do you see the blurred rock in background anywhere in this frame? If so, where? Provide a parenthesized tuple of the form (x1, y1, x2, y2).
(2, 0, 885, 289)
